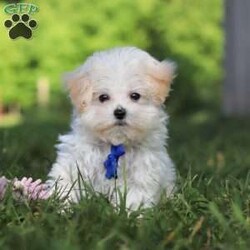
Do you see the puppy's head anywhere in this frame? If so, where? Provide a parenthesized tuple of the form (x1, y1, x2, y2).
(65, 47, 176, 145)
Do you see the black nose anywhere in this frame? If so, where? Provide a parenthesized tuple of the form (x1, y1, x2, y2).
(114, 107, 126, 120)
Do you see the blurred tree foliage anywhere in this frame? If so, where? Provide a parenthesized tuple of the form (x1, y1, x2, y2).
(0, 0, 223, 112)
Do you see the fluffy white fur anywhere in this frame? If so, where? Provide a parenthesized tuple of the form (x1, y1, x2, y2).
(47, 47, 176, 210)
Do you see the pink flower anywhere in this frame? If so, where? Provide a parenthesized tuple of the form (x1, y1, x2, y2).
(12, 177, 51, 201)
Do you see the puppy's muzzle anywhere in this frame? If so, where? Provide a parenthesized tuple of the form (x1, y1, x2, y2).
(114, 106, 126, 120)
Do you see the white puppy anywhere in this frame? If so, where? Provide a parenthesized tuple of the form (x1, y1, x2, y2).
(47, 47, 176, 210)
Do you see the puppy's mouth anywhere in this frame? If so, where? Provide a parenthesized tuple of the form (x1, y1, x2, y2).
(114, 121, 127, 126)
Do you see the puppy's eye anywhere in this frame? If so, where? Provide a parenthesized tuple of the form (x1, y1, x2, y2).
(99, 94, 110, 103)
(130, 92, 141, 101)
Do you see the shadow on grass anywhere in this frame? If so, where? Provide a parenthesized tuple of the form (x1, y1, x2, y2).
(0, 106, 250, 181)
(168, 108, 250, 179)
(0, 107, 71, 179)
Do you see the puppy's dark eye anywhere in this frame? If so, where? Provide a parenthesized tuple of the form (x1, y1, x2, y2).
(130, 92, 141, 101)
(99, 94, 110, 103)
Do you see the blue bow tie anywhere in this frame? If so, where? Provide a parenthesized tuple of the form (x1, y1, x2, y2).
(104, 144, 125, 179)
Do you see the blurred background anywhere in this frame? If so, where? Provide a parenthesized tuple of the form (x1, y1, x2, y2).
(0, 0, 249, 179)
(0, 0, 223, 118)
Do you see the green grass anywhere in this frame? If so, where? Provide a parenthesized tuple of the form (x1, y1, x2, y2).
(0, 108, 250, 250)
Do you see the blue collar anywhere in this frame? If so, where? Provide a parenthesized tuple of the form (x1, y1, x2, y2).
(103, 144, 125, 179)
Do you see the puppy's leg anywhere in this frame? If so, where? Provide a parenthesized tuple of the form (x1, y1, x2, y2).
(124, 151, 176, 210)
(46, 160, 88, 204)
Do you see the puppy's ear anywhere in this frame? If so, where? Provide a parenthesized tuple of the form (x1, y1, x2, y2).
(64, 69, 92, 112)
(145, 59, 176, 105)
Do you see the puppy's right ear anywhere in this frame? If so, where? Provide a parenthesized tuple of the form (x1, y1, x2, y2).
(63, 69, 92, 112)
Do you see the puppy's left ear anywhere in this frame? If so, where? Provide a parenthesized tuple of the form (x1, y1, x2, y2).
(145, 59, 176, 105)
